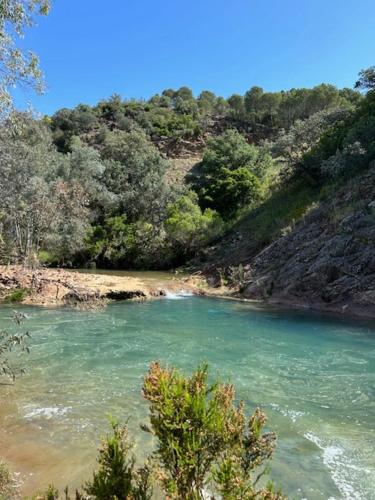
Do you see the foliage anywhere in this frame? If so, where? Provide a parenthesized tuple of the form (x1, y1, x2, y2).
(355, 66, 375, 91)
(84, 418, 152, 500)
(3, 288, 30, 303)
(142, 362, 282, 499)
(267, 107, 353, 176)
(22, 363, 284, 499)
(1, 68, 373, 270)
(0, 113, 92, 264)
(0, 461, 17, 499)
(300, 83, 375, 181)
(200, 129, 271, 176)
(102, 128, 170, 223)
(165, 191, 223, 256)
(0, 0, 50, 117)
(194, 130, 267, 217)
(85, 216, 172, 269)
(0, 311, 30, 381)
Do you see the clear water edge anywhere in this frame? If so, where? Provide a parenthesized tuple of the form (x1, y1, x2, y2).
(0, 295, 374, 499)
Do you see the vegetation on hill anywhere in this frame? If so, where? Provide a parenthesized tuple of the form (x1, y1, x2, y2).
(0, 67, 374, 272)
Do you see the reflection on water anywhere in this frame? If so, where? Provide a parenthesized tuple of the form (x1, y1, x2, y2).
(0, 297, 374, 498)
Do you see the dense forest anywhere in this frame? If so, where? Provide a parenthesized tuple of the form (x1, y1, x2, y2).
(1, 67, 374, 272)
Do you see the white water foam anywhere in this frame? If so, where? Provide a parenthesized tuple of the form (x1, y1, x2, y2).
(165, 290, 194, 300)
(24, 406, 72, 420)
(270, 403, 305, 423)
(303, 432, 372, 500)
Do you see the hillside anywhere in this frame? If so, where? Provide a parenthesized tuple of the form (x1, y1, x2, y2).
(1, 69, 374, 319)
(196, 166, 375, 317)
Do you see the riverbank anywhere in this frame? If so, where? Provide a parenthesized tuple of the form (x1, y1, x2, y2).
(0, 266, 209, 307)
(1, 265, 374, 319)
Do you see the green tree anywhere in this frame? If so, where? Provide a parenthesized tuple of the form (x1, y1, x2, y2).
(355, 66, 375, 91)
(195, 130, 270, 217)
(0, 0, 50, 116)
(165, 191, 223, 257)
(201, 129, 270, 175)
(201, 167, 262, 218)
(228, 94, 245, 119)
(102, 129, 170, 223)
(197, 90, 217, 115)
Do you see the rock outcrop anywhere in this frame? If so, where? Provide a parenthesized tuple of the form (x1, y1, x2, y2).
(241, 169, 375, 317)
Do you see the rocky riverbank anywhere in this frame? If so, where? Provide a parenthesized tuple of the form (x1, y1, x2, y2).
(197, 167, 375, 320)
(0, 266, 205, 307)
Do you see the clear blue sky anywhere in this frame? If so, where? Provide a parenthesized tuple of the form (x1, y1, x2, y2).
(14, 0, 375, 115)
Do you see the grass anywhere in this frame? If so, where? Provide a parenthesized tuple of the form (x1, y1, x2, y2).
(3, 288, 30, 304)
(233, 179, 321, 247)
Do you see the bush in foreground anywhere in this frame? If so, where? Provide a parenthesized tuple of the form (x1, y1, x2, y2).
(33, 363, 284, 499)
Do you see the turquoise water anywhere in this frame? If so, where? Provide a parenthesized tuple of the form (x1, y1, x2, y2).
(0, 296, 374, 498)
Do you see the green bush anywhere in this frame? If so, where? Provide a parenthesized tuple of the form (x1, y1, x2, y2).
(142, 362, 283, 499)
(3, 288, 30, 303)
(28, 363, 284, 499)
(84, 418, 152, 500)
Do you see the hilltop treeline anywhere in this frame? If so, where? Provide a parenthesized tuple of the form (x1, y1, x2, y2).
(0, 68, 374, 269)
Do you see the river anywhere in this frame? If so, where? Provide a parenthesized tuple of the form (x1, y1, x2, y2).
(0, 293, 374, 498)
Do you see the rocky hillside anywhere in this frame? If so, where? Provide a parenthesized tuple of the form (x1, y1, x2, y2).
(201, 167, 375, 318)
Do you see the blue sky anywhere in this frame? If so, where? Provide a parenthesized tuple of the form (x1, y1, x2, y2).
(14, 0, 375, 115)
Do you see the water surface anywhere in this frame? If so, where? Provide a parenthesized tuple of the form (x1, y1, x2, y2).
(0, 296, 374, 498)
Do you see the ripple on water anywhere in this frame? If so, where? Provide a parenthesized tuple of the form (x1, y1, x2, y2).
(0, 296, 374, 499)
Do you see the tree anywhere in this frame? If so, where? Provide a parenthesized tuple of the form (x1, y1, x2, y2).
(228, 94, 245, 119)
(197, 90, 217, 115)
(355, 66, 375, 91)
(63, 137, 111, 211)
(268, 107, 352, 175)
(201, 167, 262, 218)
(165, 191, 223, 256)
(201, 129, 270, 175)
(0, 113, 62, 260)
(0, 114, 93, 265)
(0, 0, 50, 116)
(102, 128, 171, 223)
(244, 86, 264, 115)
(195, 130, 269, 217)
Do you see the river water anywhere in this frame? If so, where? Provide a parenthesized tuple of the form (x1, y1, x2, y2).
(0, 294, 374, 498)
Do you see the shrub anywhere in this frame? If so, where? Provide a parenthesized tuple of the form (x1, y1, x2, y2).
(3, 288, 30, 303)
(0, 461, 17, 499)
(84, 418, 152, 500)
(142, 362, 283, 499)
(28, 363, 284, 499)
